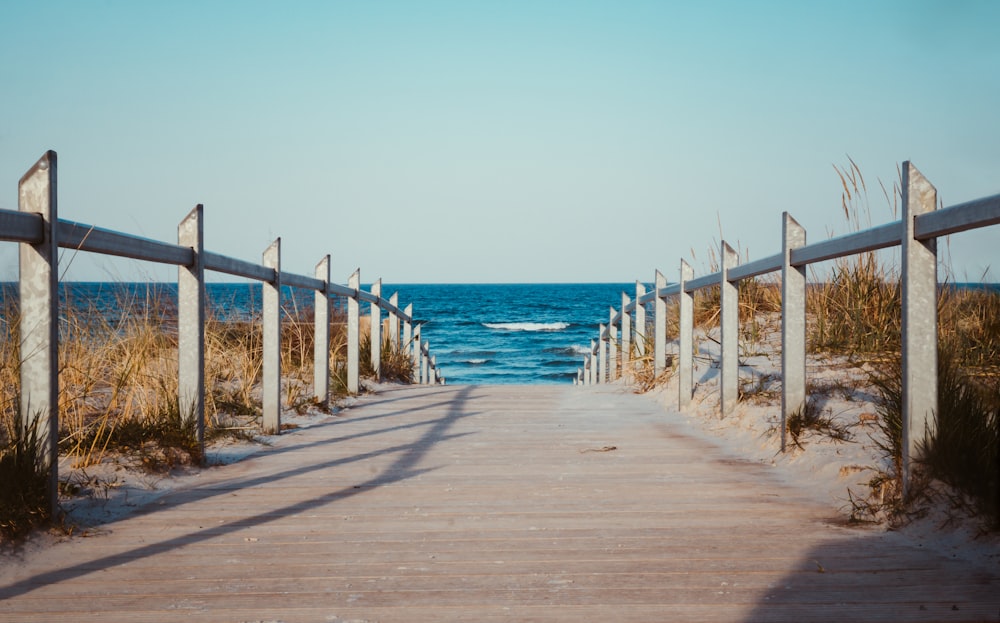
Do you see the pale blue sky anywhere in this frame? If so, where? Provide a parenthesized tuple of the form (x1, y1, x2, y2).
(2, 1, 998, 283)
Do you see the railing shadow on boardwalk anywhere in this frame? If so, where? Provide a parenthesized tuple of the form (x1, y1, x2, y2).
(0, 385, 479, 602)
(740, 536, 999, 623)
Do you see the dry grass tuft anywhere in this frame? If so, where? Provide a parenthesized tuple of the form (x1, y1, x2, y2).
(1, 282, 418, 540)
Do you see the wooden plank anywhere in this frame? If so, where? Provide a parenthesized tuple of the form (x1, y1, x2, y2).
(1, 385, 997, 622)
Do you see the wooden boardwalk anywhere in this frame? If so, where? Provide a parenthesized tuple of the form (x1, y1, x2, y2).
(1, 384, 997, 622)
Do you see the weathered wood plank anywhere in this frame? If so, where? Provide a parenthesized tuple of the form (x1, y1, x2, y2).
(1, 384, 997, 622)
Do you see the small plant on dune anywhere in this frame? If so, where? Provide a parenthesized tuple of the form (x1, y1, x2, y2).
(67, 397, 202, 472)
(0, 412, 51, 541)
(810, 251, 900, 356)
(919, 344, 1000, 527)
(0, 294, 50, 540)
(810, 161, 901, 357)
(56, 288, 186, 468)
(785, 397, 853, 450)
(380, 337, 416, 383)
(206, 317, 263, 418)
(739, 371, 780, 404)
(629, 332, 669, 393)
(739, 275, 781, 356)
(327, 319, 352, 398)
(938, 280, 1000, 373)
(359, 332, 417, 384)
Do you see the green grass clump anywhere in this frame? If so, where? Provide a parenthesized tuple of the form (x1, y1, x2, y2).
(810, 251, 901, 356)
(920, 345, 1000, 526)
(359, 333, 416, 384)
(0, 416, 50, 541)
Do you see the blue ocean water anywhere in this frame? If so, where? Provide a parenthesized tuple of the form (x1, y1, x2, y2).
(388, 283, 633, 385)
(12, 281, 992, 385)
(0, 282, 635, 385)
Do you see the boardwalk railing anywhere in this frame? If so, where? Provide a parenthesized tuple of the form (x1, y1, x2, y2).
(579, 161, 1000, 494)
(1, 150, 442, 512)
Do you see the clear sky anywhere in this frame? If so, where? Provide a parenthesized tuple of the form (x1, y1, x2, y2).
(2, 1, 998, 284)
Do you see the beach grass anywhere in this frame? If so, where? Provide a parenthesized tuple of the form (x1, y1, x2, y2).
(0, 286, 418, 540)
(628, 160, 1000, 528)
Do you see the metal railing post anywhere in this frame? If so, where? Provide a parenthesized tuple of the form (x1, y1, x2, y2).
(608, 306, 618, 381)
(412, 325, 421, 383)
(262, 238, 282, 434)
(678, 259, 694, 410)
(388, 292, 399, 347)
(654, 269, 667, 376)
(347, 269, 361, 394)
(781, 213, 806, 452)
(621, 292, 631, 375)
(901, 161, 938, 498)
(403, 303, 413, 361)
(598, 325, 607, 384)
(590, 340, 597, 384)
(370, 279, 382, 381)
(313, 255, 331, 408)
(634, 282, 646, 370)
(177, 205, 205, 453)
(18, 150, 59, 514)
(421, 340, 429, 384)
(720, 241, 739, 415)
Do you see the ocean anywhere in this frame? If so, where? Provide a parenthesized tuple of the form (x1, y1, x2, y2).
(391, 283, 633, 385)
(0, 282, 636, 386)
(10, 281, 993, 386)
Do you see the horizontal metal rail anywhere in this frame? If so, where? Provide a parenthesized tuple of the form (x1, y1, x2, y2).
(203, 251, 277, 283)
(914, 192, 1000, 239)
(0, 208, 414, 324)
(0, 210, 43, 243)
(58, 220, 195, 266)
(685, 272, 720, 292)
(728, 252, 781, 282)
(581, 163, 998, 499)
(790, 221, 900, 267)
(5, 150, 439, 522)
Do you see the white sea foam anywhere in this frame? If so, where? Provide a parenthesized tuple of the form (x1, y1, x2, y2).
(464, 358, 488, 365)
(483, 322, 570, 332)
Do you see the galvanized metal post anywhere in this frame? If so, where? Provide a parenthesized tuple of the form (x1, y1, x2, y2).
(621, 292, 631, 374)
(430, 355, 438, 384)
(588, 340, 597, 385)
(370, 279, 382, 381)
(421, 340, 429, 384)
(582, 357, 589, 385)
(654, 269, 667, 376)
(177, 205, 205, 453)
(634, 282, 646, 369)
(608, 306, 618, 381)
(901, 161, 938, 498)
(388, 292, 399, 347)
(678, 259, 694, 410)
(347, 269, 361, 394)
(262, 239, 282, 434)
(781, 213, 806, 452)
(18, 151, 59, 513)
(412, 325, 421, 383)
(403, 303, 413, 364)
(313, 255, 331, 408)
(720, 241, 739, 415)
(598, 324, 607, 384)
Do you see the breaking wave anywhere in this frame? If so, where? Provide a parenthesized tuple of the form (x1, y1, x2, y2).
(483, 322, 570, 332)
